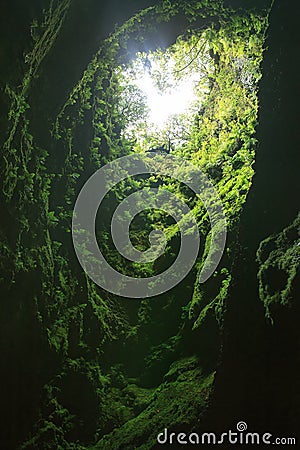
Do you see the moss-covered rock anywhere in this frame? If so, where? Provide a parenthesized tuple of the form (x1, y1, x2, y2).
(94, 357, 215, 450)
(257, 213, 300, 321)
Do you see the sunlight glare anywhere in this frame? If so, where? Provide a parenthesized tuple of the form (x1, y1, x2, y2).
(135, 66, 198, 130)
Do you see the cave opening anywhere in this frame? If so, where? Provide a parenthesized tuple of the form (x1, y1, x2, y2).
(1, 1, 289, 449)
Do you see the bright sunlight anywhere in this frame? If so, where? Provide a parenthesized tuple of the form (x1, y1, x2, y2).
(134, 57, 200, 129)
(118, 38, 212, 150)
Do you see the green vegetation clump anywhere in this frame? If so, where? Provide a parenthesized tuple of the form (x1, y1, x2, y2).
(257, 213, 300, 322)
(94, 357, 215, 450)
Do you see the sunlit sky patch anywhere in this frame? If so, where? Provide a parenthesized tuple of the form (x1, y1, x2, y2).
(119, 47, 209, 148)
(134, 60, 199, 129)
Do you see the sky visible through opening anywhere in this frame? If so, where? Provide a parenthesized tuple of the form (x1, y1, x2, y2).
(134, 57, 200, 130)
(119, 46, 209, 149)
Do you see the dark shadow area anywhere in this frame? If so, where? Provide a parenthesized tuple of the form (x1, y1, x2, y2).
(204, 0, 300, 439)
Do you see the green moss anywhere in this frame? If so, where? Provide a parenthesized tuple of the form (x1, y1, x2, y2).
(191, 268, 231, 329)
(94, 357, 215, 450)
(257, 213, 300, 322)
